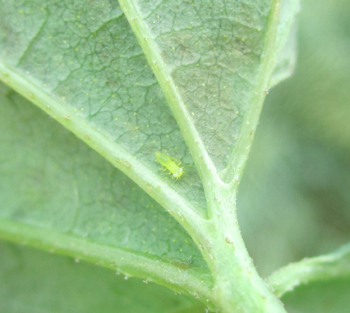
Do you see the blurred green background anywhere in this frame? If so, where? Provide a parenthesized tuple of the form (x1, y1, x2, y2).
(239, 0, 350, 276)
(238, 0, 350, 310)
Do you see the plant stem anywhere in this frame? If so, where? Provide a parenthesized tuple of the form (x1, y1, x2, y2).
(199, 185, 287, 313)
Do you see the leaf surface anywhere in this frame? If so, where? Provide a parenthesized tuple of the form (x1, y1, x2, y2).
(0, 82, 212, 300)
(0, 0, 296, 309)
(0, 0, 207, 206)
(120, 0, 286, 172)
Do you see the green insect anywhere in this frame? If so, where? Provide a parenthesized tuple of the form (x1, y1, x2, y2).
(155, 152, 184, 179)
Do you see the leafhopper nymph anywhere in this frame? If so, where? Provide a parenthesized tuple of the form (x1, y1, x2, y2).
(155, 152, 184, 179)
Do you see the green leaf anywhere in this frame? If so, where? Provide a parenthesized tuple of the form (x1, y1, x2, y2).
(0, 241, 205, 313)
(267, 244, 350, 297)
(119, 0, 282, 178)
(0, 0, 210, 249)
(0, 0, 285, 186)
(0, 0, 294, 311)
(0, 81, 212, 301)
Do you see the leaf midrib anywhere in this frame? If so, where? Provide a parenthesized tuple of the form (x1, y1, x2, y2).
(0, 60, 206, 223)
(0, 59, 212, 300)
(0, 218, 214, 302)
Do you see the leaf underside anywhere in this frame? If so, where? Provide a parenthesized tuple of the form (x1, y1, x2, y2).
(0, 0, 300, 311)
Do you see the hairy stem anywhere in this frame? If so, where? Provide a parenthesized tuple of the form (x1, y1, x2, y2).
(198, 184, 287, 313)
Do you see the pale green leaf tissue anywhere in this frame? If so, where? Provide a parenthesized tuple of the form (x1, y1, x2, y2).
(1, 0, 350, 312)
